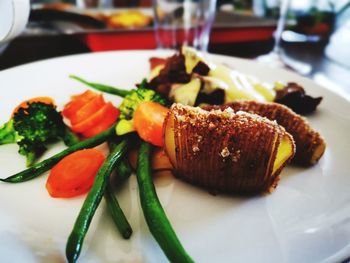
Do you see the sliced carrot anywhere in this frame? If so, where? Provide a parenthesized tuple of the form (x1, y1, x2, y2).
(12, 96, 55, 116)
(71, 102, 120, 134)
(82, 106, 120, 138)
(62, 90, 98, 119)
(46, 149, 105, 198)
(133, 101, 169, 147)
(69, 94, 105, 125)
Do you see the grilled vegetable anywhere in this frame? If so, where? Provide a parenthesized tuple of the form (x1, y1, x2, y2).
(207, 101, 326, 166)
(164, 104, 295, 194)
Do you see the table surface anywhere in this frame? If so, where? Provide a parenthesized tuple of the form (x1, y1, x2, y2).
(0, 32, 349, 101)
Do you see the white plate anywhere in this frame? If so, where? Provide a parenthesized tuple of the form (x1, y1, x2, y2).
(0, 51, 349, 263)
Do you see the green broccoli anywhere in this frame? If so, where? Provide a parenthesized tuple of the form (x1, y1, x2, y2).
(0, 102, 79, 166)
(119, 80, 168, 120)
(0, 119, 22, 145)
(116, 80, 168, 135)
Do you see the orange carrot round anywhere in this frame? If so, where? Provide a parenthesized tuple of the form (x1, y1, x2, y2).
(46, 149, 105, 198)
(133, 101, 169, 147)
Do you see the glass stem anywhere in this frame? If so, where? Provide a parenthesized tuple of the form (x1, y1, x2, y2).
(272, 0, 291, 54)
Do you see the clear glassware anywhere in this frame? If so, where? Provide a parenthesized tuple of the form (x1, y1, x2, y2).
(152, 0, 217, 52)
(257, 0, 312, 75)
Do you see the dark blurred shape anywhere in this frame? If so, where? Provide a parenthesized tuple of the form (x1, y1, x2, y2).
(192, 61, 210, 76)
(30, 9, 106, 29)
(0, 35, 90, 70)
(196, 89, 225, 106)
(113, 0, 139, 7)
(275, 82, 323, 114)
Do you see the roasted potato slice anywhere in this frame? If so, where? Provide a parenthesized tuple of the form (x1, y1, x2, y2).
(205, 101, 326, 166)
(164, 104, 295, 194)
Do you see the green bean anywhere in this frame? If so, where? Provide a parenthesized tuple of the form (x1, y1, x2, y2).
(103, 141, 133, 239)
(0, 124, 117, 183)
(115, 157, 133, 182)
(108, 139, 133, 183)
(70, 75, 131, 98)
(62, 127, 80, 146)
(104, 182, 132, 239)
(136, 141, 194, 263)
(66, 139, 129, 263)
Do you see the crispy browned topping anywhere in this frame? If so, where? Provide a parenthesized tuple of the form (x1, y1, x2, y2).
(167, 104, 294, 194)
(204, 101, 326, 166)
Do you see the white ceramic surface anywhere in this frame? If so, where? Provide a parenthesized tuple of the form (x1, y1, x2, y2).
(0, 51, 349, 263)
(0, 0, 30, 43)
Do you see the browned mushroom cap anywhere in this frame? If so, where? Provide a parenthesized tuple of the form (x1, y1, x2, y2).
(163, 104, 295, 194)
(204, 101, 326, 166)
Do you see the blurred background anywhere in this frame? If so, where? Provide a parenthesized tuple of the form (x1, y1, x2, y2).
(0, 0, 349, 93)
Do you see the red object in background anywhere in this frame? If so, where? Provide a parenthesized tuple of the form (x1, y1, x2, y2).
(80, 26, 275, 52)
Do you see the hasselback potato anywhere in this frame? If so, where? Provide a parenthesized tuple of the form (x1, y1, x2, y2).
(163, 104, 295, 194)
(205, 101, 326, 166)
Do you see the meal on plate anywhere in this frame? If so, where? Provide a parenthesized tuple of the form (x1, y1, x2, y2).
(0, 47, 326, 262)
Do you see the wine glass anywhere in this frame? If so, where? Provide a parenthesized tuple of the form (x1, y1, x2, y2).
(256, 0, 312, 75)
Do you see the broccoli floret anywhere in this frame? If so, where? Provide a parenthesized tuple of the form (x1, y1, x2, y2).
(0, 102, 79, 167)
(119, 79, 168, 120)
(116, 80, 168, 135)
(0, 119, 22, 145)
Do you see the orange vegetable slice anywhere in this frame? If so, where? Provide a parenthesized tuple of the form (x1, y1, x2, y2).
(62, 90, 98, 119)
(133, 101, 169, 147)
(71, 102, 120, 134)
(46, 149, 105, 198)
(69, 94, 105, 125)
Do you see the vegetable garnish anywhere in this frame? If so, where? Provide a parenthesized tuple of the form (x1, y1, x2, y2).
(104, 183, 132, 239)
(68, 94, 105, 125)
(66, 138, 130, 263)
(70, 102, 120, 138)
(46, 149, 106, 198)
(70, 75, 131, 98)
(63, 90, 121, 138)
(12, 96, 55, 116)
(136, 141, 194, 263)
(1, 101, 78, 167)
(0, 124, 117, 183)
(116, 79, 168, 135)
(133, 101, 169, 147)
(103, 139, 133, 239)
(62, 90, 98, 119)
